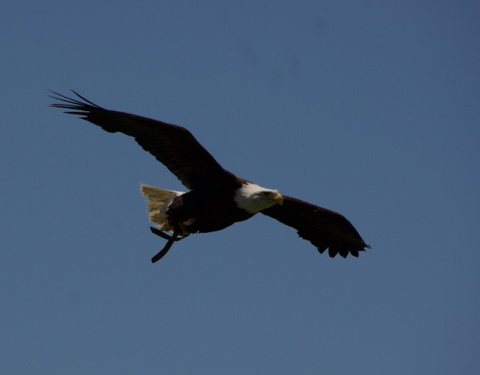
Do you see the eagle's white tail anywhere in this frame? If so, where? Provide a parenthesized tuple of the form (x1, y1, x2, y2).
(140, 184, 185, 233)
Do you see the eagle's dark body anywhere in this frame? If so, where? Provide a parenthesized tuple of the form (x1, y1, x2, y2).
(50, 91, 370, 262)
(166, 187, 253, 234)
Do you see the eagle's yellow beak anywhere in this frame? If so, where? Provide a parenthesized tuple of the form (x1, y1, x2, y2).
(271, 191, 284, 206)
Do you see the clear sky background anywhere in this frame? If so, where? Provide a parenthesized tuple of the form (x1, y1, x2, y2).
(1, 1, 479, 374)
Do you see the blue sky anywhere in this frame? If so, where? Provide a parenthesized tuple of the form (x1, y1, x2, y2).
(1, 1, 479, 374)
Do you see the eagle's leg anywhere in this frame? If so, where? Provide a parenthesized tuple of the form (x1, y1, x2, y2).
(151, 228, 180, 263)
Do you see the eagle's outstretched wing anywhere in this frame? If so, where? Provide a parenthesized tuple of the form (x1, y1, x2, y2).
(50, 91, 237, 190)
(262, 196, 370, 257)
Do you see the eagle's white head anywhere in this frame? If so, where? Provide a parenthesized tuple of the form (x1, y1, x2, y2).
(234, 182, 284, 214)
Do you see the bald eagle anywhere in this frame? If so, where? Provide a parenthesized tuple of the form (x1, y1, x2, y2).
(50, 91, 370, 263)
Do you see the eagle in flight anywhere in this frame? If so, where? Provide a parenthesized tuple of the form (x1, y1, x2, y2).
(50, 91, 370, 263)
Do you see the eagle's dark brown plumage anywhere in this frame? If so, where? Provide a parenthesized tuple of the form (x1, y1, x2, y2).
(50, 91, 370, 262)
